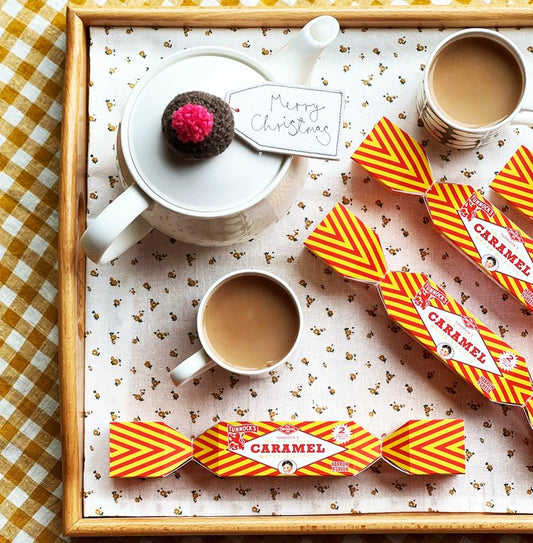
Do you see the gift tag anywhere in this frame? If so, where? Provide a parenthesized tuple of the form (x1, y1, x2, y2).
(227, 83, 344, 160)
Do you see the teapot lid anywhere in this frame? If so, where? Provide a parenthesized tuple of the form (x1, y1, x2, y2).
(120, 48, 288, 217)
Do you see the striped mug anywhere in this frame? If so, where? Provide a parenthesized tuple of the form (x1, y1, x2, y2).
(418, 28, 533, 149)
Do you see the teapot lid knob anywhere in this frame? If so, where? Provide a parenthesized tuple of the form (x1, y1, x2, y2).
(172, 103, 214, 143)
(162, 90, 235, 161)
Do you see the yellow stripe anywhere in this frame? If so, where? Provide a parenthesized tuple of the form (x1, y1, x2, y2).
(382, 421, 465, 473)
(298, 421, 340, 435)
(111, 449, 191, 478)
(454, 362, 482, 391)
(112, 423, 186, 451)
(110, 445, 178, 474)
(211, 456, 260, 476)
(383, 448, 462, 475)
(385, 420, 460, 445)
(297, 466, 334, 476)
(339, 213, 386, 271)
(109, 442, 129, 458)
(383, 420, 458, 450)
(379, 122, 421, 179)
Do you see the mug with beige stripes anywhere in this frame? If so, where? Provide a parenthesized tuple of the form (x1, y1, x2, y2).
(418, 28, 533, 150)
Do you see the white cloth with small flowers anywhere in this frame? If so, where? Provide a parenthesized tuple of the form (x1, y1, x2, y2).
(84, 24, 533, 518)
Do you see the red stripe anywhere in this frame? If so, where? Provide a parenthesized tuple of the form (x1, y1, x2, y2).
(377, 118, 432, 188)
(219, 461, 273, 477)
(305, 246, 385, 282)
(111, 422, 188, 450)
(354, 120, 433, 194)
(111, 448, 190, 477)
(383, 422, 465, 472)
(312, 204, 387, 275)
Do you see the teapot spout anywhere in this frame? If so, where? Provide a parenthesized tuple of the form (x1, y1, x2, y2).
(266, 16, 339, 85)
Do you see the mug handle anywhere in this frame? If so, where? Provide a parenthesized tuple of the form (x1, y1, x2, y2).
(511, 104, 533, 126)
(170, 349, 216, 386)
(81, 185, 153, 264)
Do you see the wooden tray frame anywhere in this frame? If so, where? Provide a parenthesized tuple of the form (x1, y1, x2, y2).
(59, 4, 533, 536)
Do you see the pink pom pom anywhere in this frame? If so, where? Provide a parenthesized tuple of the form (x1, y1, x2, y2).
(171, 104, 214, 143)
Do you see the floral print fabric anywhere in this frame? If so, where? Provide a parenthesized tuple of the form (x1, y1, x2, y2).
(84, 25, 533, 517)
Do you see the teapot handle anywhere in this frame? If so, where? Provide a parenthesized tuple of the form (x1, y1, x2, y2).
(81, 185, 153, 264)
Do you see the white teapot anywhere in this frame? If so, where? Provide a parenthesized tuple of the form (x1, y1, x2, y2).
(81, 16, 339, 263)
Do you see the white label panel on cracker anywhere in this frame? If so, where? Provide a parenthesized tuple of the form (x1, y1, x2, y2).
(460, 216, 533, 281)
(228, 425, 346, 471)
(415, 305, 502, 375)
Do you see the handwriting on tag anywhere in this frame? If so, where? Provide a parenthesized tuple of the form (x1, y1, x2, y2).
(227, 83, 344, 160)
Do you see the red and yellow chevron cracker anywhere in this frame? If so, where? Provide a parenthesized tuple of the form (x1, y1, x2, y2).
(305, 204, 533, 420)
(490, 146, 533, 220)
(351, 117, 433, 195)
(352, 118, 533, 311)
(193, 421, 381, 477)
(109, 419, 466, 479)
(426, 181, 533, 311)
(381, 419, 465, 475)
(109, 422, 192, 478)
(304, 202, 387, 283)
(379, 271, 533, 407)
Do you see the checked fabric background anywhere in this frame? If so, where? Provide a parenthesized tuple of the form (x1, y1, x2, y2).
(1, 0, 533, 541)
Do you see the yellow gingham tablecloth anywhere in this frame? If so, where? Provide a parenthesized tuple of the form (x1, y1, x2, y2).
(1, 0, 533, 541)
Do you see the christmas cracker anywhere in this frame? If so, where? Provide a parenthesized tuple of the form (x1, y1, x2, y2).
(351, 118, 533, 312)
(304, 202, 533, 429)
(109, 419, 465, 479)
(490, 146, 533, 221)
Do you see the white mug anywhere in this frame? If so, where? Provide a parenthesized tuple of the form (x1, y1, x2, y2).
(418, 28, 533, 149)
(170, 269, 303, 386)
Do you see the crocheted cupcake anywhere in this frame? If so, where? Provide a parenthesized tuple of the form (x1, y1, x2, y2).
(161, 91, 235, 161)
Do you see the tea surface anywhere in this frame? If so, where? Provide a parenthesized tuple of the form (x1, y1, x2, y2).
(429, 36, 523, 128)
(202, 274, 300, 370)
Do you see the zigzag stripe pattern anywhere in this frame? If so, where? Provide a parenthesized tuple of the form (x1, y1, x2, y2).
(193, 421, 381, 477)
(426, 182, 533, 311)
(304, 203, 387, 283)
(298, 421, 381, 475)
(425, 182, 481, 260)
(305, 206, 533, 408)
(351, 117, 433, 195)
(193, 421, 278, 477)
(382, 419, 465, 475)
(379, 271, 533, 407)
(353, 119, 533, 311)
(109, 422, 192, 478)
(491, 146, 533, 220)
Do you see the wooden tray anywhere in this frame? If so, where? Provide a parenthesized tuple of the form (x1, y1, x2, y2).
(59, 5, 533, 536)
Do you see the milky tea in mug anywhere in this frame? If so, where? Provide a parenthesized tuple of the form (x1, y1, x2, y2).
(202, 273, 300, 371)
(419, 29, 531, 149)
(169, 270, 303, 386)
(429, 36, 523, 128)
